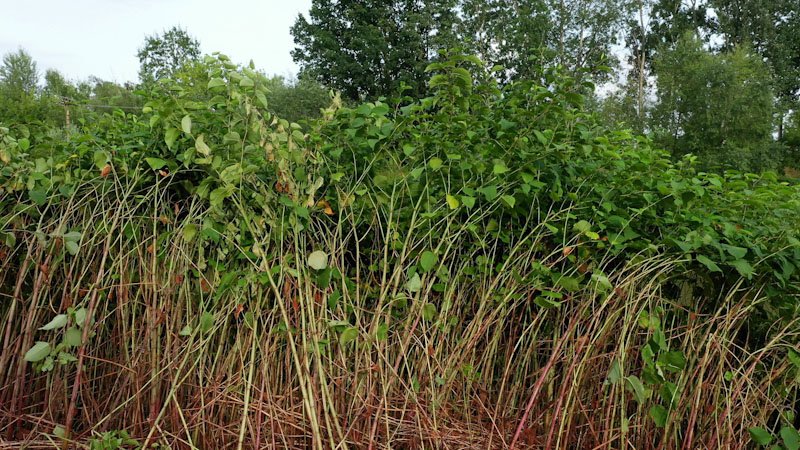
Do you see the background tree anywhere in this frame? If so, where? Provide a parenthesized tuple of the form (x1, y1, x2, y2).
(651, 33, 775, 171)
(459, 0, 632, 84)
(549, 0, 634, 83)
(783, 110, 800, 167)
(0, 48, 39, 97)
(137, 26, 201, 84)
(291, 0, 460, 100)
(263, 76, 331, 124)
(0, 48, 46, 123)
(459, 0, 551, 82)
(710, 0, 800, 139)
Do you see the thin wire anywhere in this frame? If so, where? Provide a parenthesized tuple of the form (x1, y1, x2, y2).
(82, 104, 143, 111)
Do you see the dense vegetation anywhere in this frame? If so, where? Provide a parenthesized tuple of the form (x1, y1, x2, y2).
(0, 50, 799, 448)
(1, 0, 799, 447)
(291, 0, 800, 173)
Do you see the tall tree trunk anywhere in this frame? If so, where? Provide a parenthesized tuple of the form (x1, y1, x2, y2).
(637, 1, 647, 120)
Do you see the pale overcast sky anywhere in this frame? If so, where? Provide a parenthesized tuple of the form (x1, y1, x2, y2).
(0, 0, 312, 84)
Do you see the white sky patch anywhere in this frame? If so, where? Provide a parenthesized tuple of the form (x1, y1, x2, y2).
(0, 0, 312, 84)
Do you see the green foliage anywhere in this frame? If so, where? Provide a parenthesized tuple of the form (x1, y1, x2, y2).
(1, 51, 799, 445)
(0, 48, 48, 124)
(137, 26, 201, 84)
(3, 51, 799, 325)
(291, 0, 462, 99)
(652, 33, 777, 171)
(262, 76, 331, 125)
(87, 430, 139, 449)
(711, 0, 800, 107)
(0, 48, 38, 97)
(462, 0, 631, 83)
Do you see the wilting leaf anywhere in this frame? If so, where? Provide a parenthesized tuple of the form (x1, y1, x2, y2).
(317, 199, 334, 215)
(308, 250, 328, 270)
(446, 194, 460, 209)
(406, 273, 422, 292)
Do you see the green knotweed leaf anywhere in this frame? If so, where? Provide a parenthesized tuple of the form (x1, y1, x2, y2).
(201, 312, 214, 333)
(419, 251, 438, 273)
(65, 327, 83, 347)
(731, 259, 754, 279)
(29, 189, 47, 206)
(625, 375, 646, 403)
(24, 342, 51, 362)
(339, 327, 359, 346)
(39, 314, 68, 330)
(165, 128, 180, 149)
(781, 427, 800, 450)
(145, 158, 167, 170)
(422, 303, 437, 321)
(406, 273, 422, 292)
(650, 405, 668, 427)
(748, 426, 773, 446)
(696, 255, 721, 272)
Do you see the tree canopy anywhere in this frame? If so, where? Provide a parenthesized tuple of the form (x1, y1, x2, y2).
(137, 26, 201, 84)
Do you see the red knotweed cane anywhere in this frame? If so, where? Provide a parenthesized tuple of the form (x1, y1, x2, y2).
(510, 317, 579, 450)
